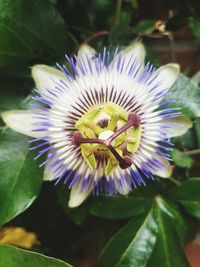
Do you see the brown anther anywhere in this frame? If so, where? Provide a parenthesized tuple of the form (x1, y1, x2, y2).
(119, 156, 133, 169)
(72, 131, 83, 145)
(108, 112, 141, 142)
(108, 146, 133, 169)
(73, 112, 141, 170)
(128, 113, 141, 126)
(72, 131, 104, 145)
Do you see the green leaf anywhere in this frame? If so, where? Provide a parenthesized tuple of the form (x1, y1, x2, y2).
(155, 198, 187, 244)
(148, 198, 190, 267)
(0, 245, 73, 267)
(166, 178, 200, 217)
(126, 0, 139, 9)
(90, 194, 153, 219)
(192, 71, 200, 86)
(95, 197, 189, 267)
(172, 149, 193, 168)
(165, 73, 200, 117)
(179, 128, 197, 150)
(0, 128, 43, 226)
(133, 19, 155, 35)
(0, 0, 68, 75)
(194, 117, 200, 148)
(95, 207, 157, 267)
(189, 18, 200, 40)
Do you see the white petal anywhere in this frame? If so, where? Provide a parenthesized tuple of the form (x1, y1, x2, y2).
(164, 116, 193, 138)
(68, 183, 92, 208)
(43, 151, 68, 182)
(43, 160, 55, 181)
(2, 110, 44, 138)
(151, 154, 172, 178)
(111, 42, 145, 75)
(31, 65, 67, 95)
(156, 63, 180, 89)
(115, 175, 130, 195)
(116, 184, 130, 195)
(77, 44, 96, 60)
(121, 41, 145, 64)
(76, 44, 96, 74)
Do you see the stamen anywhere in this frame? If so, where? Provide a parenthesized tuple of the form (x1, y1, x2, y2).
(72, 132, 103, 145)
(72, 112, 141, 170)
(108, 112, 141, 142)
(108, 145, 133, 169)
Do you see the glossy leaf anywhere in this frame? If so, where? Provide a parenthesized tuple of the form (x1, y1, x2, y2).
(172, 149, 193, 168)
(0, 245, 73, 267)
(194, 117, 200, 148)
(95, 208, 157, 267)
(0, 0, 68, 75)
(90, 194, 153, 219)
(0, 128, 43, 226)
(148, 198, 190, 267)
(166, 178, 200, 217)
(96, 197, 189, 267)
(164, 74, 200, 117)
(157, 198, 187, 242)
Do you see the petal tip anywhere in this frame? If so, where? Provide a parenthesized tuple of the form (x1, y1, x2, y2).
(166, 63, 180, 75)
(78, 44, 96, 58)
(2, 109, 44, 138)
(165, 116, 193, 138)
(124, 41, 145, 62)
(2, 110, 20, 128)
(68, 185, 92, 208)
(157, 63, 180, 89)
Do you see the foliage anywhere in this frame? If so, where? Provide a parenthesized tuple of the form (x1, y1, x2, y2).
(0, 245, 73, 267)
(0, 0, 200, 267)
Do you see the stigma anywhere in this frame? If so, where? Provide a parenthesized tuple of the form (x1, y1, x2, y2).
(72, 102, 142, 175)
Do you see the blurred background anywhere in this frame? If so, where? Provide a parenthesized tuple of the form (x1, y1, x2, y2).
(0, 1, 200, 267)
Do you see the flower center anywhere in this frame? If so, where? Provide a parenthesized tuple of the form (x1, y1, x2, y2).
(98, 130, 114, 140)
(72, 102, 142, 175)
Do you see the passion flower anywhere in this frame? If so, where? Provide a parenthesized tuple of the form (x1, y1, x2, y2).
(2, 43, 192, 207)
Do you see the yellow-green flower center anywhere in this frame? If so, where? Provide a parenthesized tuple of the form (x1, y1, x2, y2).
(72, 102, 142, 175)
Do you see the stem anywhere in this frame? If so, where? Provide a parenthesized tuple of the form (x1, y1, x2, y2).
(168, 177, 181, 185)
(168, 35, 176, 63)
(182, 148, 200, 156)
(184, 42, 200, 76)
(82, 31, 109, 45)
(115, 0, 122, 26)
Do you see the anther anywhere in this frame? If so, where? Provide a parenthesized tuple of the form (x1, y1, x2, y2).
(72, 131, 104, 145)
(128, 112, 141, 126)
(108, 145, 133, 169)
(73, 112, 141, 170)
(72, 131, 84, 145)
(119, 156, 133, 169)
(108, 112, 141, 142)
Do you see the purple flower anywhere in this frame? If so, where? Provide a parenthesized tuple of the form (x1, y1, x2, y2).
(2, 43, 192, 207)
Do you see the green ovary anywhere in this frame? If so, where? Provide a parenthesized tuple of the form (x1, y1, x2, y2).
(75, 102, 142, 175)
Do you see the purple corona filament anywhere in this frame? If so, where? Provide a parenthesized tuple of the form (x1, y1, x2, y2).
(29, 46, 180, 197)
